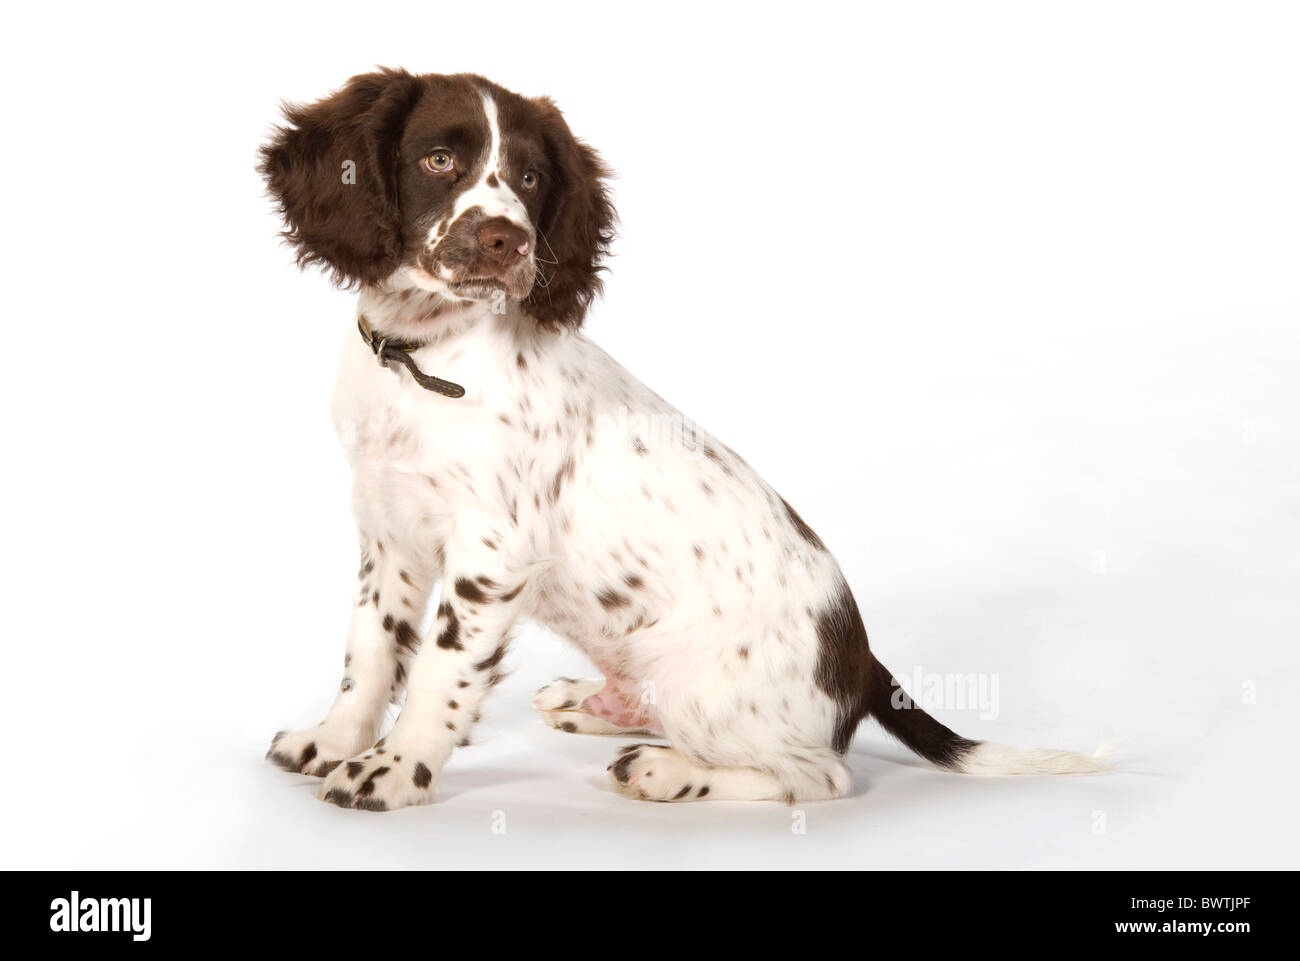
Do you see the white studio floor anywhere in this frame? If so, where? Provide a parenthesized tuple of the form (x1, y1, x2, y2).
(15, 602, 1295, 871)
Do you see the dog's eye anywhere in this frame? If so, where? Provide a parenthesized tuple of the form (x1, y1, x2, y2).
(423, 151, 455, 173)
(521, 171, 539, 192)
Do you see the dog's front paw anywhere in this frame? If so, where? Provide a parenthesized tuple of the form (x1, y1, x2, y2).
(316, 747, 437, 812)
(266, 726, 372, 777)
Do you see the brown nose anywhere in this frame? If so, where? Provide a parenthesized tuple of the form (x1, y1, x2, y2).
(477, 219, 531, 267)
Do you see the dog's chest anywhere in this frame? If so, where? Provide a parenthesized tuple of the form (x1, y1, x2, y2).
(330, 333, 496, 543)
(328, 320, 561, 551)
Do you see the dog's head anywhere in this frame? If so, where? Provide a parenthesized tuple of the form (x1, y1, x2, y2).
(259, 69, 615, 330)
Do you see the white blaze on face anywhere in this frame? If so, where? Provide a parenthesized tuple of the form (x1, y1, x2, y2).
(449, 91, 532, 235)
(409, 90, 535, 298)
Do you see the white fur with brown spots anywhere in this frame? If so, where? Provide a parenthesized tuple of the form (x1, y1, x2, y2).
(263, 71, 1109, 811)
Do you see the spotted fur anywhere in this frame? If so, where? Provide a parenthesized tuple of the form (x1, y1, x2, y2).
(262, 70, 1108, 812)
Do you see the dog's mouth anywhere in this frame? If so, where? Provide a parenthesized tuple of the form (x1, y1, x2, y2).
(450, 275, 509, 295)
(445, 262, 536, 300)
(410, 255, 536, 302)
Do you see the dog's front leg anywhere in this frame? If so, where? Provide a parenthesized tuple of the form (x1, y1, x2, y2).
(267, 538, 436, 776)
(317, 523, 527, 811)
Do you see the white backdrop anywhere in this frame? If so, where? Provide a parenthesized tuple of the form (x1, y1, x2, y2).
(1, 0, 1296, 868)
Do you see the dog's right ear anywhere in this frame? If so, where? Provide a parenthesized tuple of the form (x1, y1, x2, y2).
(259, 68, 424, 288)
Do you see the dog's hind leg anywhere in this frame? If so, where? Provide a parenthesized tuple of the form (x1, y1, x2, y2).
(607, 743, 850, 803)
(533, 675, 663, 736)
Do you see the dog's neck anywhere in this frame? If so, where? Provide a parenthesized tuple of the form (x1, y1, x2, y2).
(358, 274, 501, 346)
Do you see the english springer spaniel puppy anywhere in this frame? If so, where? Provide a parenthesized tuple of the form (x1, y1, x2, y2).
(261, 69, 1105, 810)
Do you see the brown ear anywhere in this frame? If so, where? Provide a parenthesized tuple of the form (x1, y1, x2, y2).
(523, 98, 617, 330)
(259, 68, 424, 288)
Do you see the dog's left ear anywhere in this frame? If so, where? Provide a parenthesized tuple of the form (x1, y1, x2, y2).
(259, 68, 424, 288)
(523, 98, 617, 330)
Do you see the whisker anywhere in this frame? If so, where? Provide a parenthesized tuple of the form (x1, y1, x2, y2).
(535, 228, 561, 266)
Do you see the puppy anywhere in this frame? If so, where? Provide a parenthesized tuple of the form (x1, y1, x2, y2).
(261, 69, 1105, 810)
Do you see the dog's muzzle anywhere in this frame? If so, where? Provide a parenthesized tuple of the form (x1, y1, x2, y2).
(419, 212, 537, 300)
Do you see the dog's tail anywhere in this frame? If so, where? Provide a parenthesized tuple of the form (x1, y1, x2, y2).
(866, 654, 1110, 775)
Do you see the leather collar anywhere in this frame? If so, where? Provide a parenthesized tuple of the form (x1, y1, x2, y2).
(357, 315, 465, 399)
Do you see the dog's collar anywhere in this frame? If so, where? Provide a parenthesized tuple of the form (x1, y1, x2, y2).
(357, 315, 465, 399)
